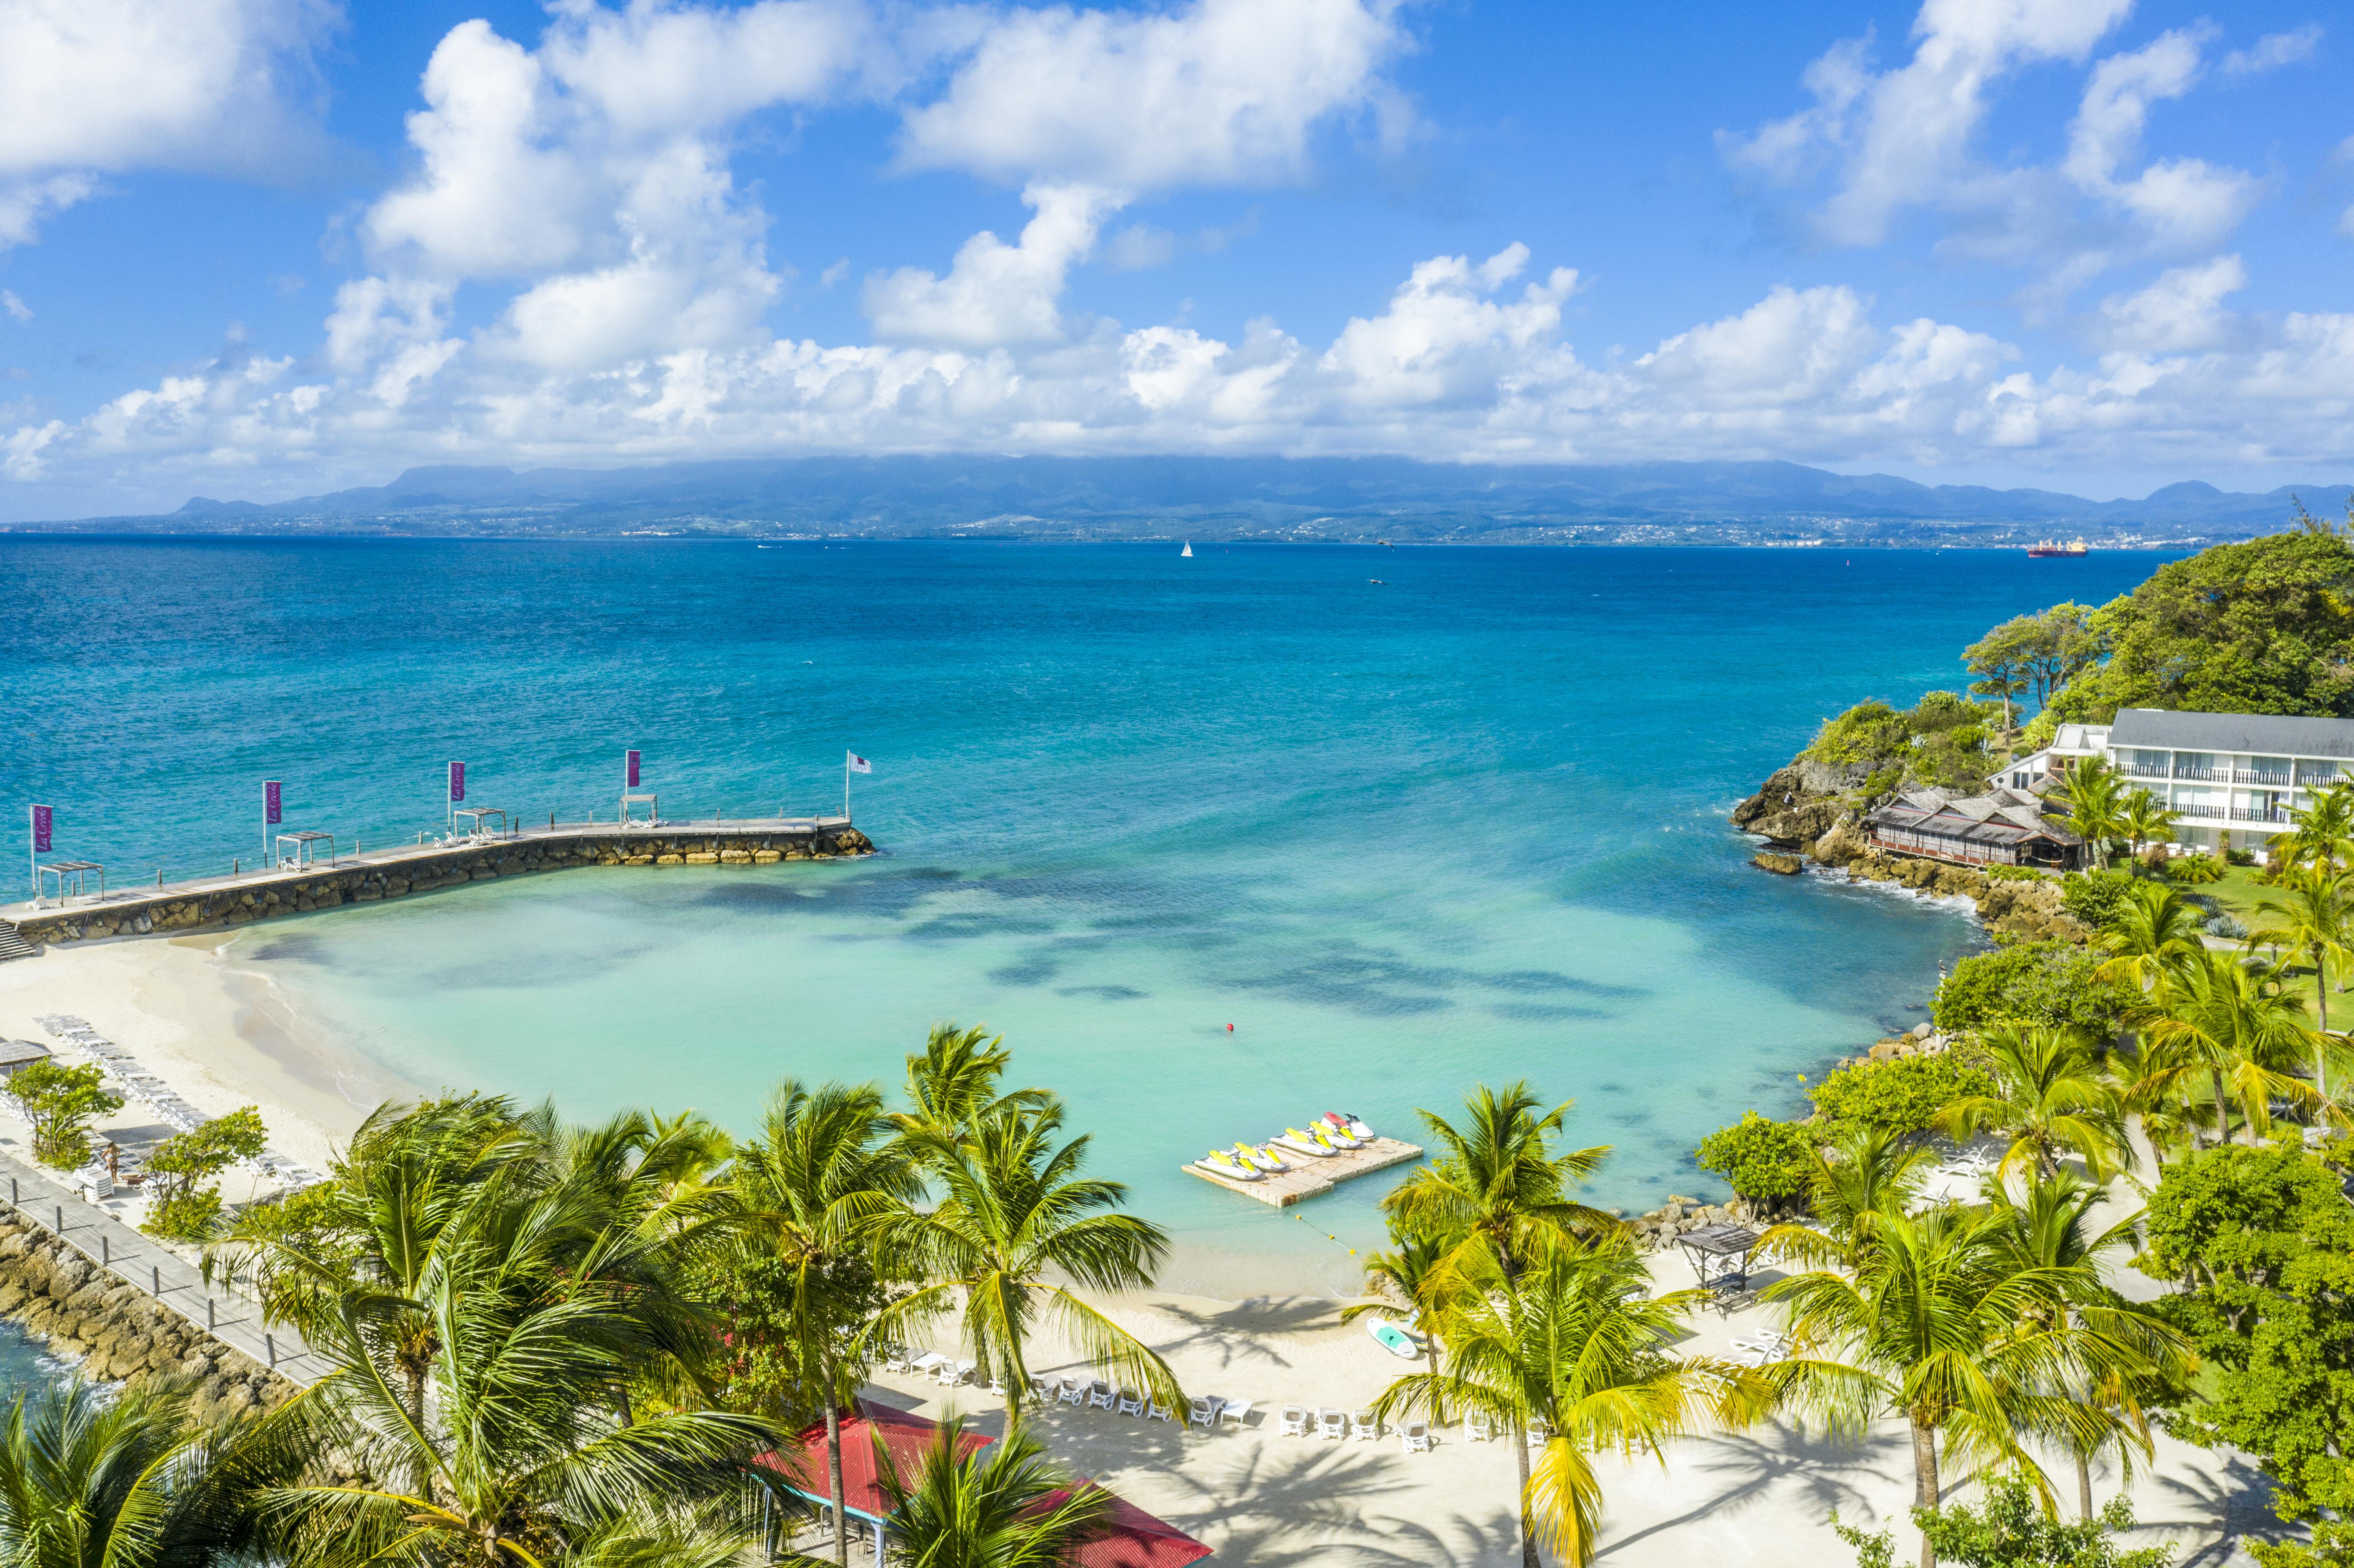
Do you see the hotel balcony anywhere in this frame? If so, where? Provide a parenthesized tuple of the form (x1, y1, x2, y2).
(2119, 762, 2173, 781)
(2173, 803, 2229, 819)
(2232, 769, 2292, 786)
(2230, 807, 2293, 824)
(2171, 765, 2229, 781)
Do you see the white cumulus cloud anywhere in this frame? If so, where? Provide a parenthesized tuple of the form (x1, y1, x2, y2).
(0, 0, 334, 246)
(865, 184, 1123, 348)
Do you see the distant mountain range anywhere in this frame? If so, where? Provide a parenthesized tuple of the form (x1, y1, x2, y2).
(12, 457, 2352, 545)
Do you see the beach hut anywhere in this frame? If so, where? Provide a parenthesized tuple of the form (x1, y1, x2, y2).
(0, 1039, 50, 1079)
(757, 1400, 1211, 1566)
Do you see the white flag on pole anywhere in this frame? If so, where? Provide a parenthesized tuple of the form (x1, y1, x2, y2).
(846, 752, 872, 774)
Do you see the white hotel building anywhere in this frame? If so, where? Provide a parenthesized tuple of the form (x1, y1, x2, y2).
(2005, 709, 2354, 853)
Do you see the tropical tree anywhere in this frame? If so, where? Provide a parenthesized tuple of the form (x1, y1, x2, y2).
(1983, 1173, 2195, 1522)
(892, 1025, 1052, 1149)
(2117, 790, 2178, 867)
(0, 1376, 304, 1568)
(2139, 949, 2324, 1145)
(1371, 1239, 1765, 1568)
(876, 1101, 1181, 1416)
(724, 1081, 922, 1568)
(1769, 1203, 2142, 1568)
(10, 1063, 124, 1171)
(209, 1094, 529, 1424)
(2092, 881, 2207, 995)
(869, 1415, 1110, 1568)
(1934, 1024, 2132, 1181)
(2279, 781, 2354, 871)
(1382, 1082, 1616, 1287)
(1756, 1124, 1936, 1272)
(2250, 862, 2354, 1107)
(271, 1184, 782, 1568)
(2058, 759, 2129, 872)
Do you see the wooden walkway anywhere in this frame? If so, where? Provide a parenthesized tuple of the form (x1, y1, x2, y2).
(0, 1148, 330, 1384)
(1182, 1136, 1423, 1207)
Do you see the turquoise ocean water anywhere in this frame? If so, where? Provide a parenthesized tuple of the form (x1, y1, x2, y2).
(5, 538, 2171, 1296)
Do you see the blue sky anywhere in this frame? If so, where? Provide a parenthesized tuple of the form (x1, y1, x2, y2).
(1, 0, 2349, 520)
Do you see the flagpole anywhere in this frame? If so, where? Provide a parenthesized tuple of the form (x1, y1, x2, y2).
(843, 756, 850, 822)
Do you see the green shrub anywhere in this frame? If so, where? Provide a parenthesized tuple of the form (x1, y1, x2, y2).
(140, 1106, 266, 1243)
(1694, 1113, 1815, 1215)
(2168, 853, 2226, 885)
(1932, 940, 2136, 1035)
(2227, 846, 2257, 866)
(11, 1061, 124, 1170)
(2061, 868, 2139, 930)
(1982, 863, 2049, 883)
(1808, 1053, 1996, 1138)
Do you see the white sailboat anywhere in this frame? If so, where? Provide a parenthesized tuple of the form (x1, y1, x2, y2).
(1181, 541, 1193, 557)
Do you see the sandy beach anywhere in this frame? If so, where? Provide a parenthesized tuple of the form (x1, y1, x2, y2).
(0, 935, 2266, 1565)
(0, 933, 412, 1188)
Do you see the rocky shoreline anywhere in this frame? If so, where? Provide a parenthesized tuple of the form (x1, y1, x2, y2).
(0, 1210, 298, 1418)
(1731, 761, 2086, 943)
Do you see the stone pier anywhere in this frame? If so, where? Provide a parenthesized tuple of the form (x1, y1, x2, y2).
(4, 820, 876, 947)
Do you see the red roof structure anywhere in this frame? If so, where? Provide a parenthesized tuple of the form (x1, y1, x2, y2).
(759, 1399, 994, 1522)
(755, 1402, 1211, 1565)
(1038, 1486, 1214, 1568)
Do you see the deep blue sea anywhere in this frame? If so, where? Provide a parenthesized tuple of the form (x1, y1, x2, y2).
(3, 538, 2172, 1294)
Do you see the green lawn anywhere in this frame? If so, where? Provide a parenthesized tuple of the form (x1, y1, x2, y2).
(2187, 864, 2272, 923)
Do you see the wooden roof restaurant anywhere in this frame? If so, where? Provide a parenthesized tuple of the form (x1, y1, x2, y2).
(1865, 786, 2086, 870)
(757, 1400, 1212, 1567)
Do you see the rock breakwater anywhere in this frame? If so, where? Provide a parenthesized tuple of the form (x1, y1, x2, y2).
(0, 1211, 296, 1416)
(13, 825, 876, 946)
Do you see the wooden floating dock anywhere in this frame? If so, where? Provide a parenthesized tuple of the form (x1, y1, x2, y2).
(1182, 1136, 1425, 1207)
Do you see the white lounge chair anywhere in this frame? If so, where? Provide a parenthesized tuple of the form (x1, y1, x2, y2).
(1145, 1399, 1175, 1423)
(1116, 1388, 1145, 1416)
(882, 1346, 912, 1373)
(1187, 1396, 1220, 1429)
(1351, 1409, 1378, 1441)
(934, 1359, 970, 1387)
(1280, 1405, 1309, 1437)
(1527, 1417, 1551, 1448)
(1466, 1410, 1496, 1443)
(1401, 1420, 1433, 1454)
(1057, 1375, 1089, 1406)
(1317, 1409, 1348, 1441)
(1087, 1379, 1115, 1409)
(1029, 1373, 1054, 1402)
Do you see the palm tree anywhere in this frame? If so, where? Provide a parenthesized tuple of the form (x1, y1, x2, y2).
(1768, 1203, 2127, 1568)
(2093, 881, 2207, 994)
(1934, 1024, 2131, 1181)
(893, 1025, 1052, 1149)
(727, 1081, 923, 1568)
(1382, 1082, 1616, 1287)
(274, 1201, 782, 1568)
(876, 1102, 1181, 1415)
(2251, 862, 2354, 1107)
(1983, 1173, 2195, 1522)
(1372, 1238, 1764, 1568)
(2117, 789, 2178, 868)
(0, 1376, 304, 1568)
(2280, 781, 2354, 871)
(1756, 1124, 1935, 1272)
(869, 1415, 1109, 1568)
(2057, 758, 2128, 871)
(2140, 949, 2324, 1145)
(209, 1093, 529, 1424)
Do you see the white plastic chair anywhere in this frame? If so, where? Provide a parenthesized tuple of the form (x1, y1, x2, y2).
(1527, 1417, 1551, 1448)
(1351, 1409, 1378, 1441)
(1145, 1400, 1175, 1423)
(1086, 1379, 1115, 1410)
(1280, 1405, 1309, 1437)
(1187, 1396, 1219, 1430)
(1116, 1388, 1144, 1416)
(1057, 1375, 1088, 1406)
(1317, 1409, 1348, 1441)
(1401, 1420, 1433, 1453)
(1029, 1373, 1054, 1403)
(1465, 1410, 1495, 1443)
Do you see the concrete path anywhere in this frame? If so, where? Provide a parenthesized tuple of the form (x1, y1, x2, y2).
(0, 1147, 330, 1384)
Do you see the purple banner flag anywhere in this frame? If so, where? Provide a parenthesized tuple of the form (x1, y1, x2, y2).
(31, 806, 51, 854)
(265, 781, 282, 825)
(626, 749, 640, 788)
(449, 761, 466, 803)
